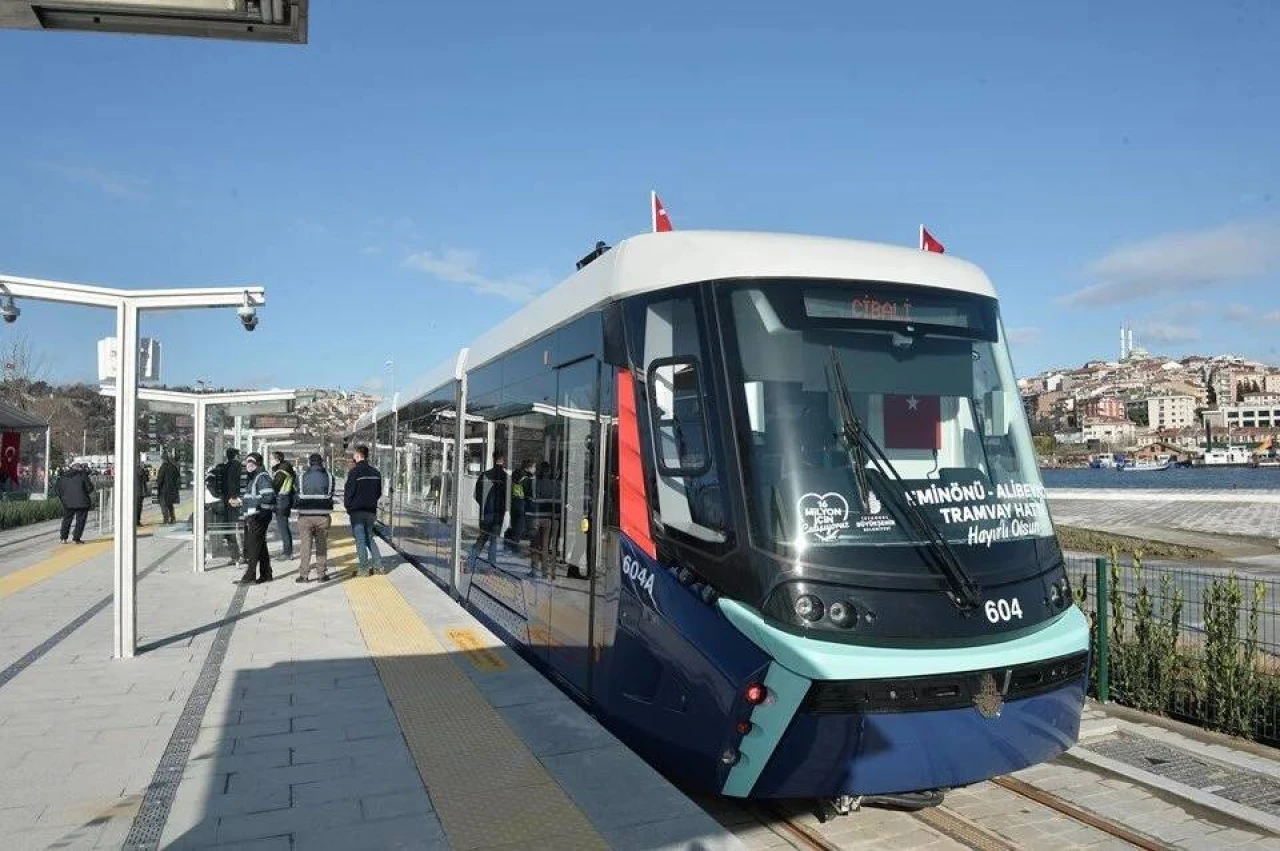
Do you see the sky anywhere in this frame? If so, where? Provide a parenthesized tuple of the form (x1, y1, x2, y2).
(1, 0, 1278, 394)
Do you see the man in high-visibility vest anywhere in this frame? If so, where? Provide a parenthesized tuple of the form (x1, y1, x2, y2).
(232, 453, 276, 584)
(270, 452, 297, 560)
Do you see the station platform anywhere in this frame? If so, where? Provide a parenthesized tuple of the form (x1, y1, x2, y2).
(0, 515, 742, 850)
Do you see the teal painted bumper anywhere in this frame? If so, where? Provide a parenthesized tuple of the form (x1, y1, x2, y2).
(717, 604, 1090, 796)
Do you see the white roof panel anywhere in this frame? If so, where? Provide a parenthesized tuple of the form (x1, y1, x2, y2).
(466, 230, 995, 370)
(380, 230, 998, 421)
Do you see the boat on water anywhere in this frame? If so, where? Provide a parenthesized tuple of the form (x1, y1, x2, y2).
(1088, 452, 1126, 469)
(1201, 446, 1254, 467)
(1122, 460, 1171, 472)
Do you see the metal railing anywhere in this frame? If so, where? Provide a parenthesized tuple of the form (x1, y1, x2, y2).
(1068, 552, 1280, 745)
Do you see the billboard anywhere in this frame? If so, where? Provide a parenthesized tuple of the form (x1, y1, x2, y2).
(98, 337, 162, 383)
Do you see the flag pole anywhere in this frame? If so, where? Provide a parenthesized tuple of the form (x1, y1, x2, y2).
(918, 224, 924, 251)
(651, 190, 658, 234)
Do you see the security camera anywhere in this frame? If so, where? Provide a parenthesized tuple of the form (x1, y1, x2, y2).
(237, 302, 258, 332)
(1, 296, 18, 324)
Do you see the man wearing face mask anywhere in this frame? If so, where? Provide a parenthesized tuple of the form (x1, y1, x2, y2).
(232, 452, 276, 584)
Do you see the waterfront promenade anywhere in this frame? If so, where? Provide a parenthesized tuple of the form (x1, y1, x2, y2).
(1048, 488, 1280, 548)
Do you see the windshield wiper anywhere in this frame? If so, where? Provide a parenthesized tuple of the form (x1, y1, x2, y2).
(826, 348, 983, 612)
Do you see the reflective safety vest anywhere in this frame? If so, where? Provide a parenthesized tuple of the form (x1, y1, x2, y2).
(296, 467, 336, 515)
(242, 470, 276, 516)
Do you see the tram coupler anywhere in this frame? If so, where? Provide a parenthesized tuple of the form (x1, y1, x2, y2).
(815, 795, 862, 822)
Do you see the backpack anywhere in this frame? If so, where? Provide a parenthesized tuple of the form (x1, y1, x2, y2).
(205, 463, 226, 499)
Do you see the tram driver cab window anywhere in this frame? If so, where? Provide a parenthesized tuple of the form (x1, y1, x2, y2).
(633, 295, 727, 543)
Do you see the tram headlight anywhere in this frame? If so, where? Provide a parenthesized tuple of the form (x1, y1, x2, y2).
(1049, 581, 1065, 609)
(794, 594, 824, 623)
(827, 600, 856, 628)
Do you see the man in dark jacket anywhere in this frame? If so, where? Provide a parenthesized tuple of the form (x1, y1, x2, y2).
(468, 451, 508, 571)
(232, 452, 276, 584)
(270, 452, 296, 560)
(343, 445, 384, 576)
(210, 448, 244, 564)
(156, 454, 181, 524)
(54, 463, 94, 544)
(503, 459, 533, 554)
(135, 463, 150, 527)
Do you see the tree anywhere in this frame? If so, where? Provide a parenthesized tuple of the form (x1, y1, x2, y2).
(0, 333, 50, 401)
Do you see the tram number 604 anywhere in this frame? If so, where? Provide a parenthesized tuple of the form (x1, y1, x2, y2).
(985, 598, 1023, 623)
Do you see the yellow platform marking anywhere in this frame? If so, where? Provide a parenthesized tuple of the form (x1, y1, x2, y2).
(343, 564, 607, 850)
(445, 628, 508, 672)
(0, 500, 190, 600)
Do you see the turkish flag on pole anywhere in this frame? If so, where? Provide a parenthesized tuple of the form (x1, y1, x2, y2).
(883, 395, 942, 450)
(920, 225, 945, 254)
(652, 191, 673, 233)
(1, 431, 19, 484)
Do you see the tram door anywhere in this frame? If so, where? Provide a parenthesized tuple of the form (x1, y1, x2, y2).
(549, 358, 600, 696)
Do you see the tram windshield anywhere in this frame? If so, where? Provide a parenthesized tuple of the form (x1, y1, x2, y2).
(718, 280, 1053, 563)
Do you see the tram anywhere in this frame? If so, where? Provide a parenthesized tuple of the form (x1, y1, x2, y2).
(349, 230, 1088, 806)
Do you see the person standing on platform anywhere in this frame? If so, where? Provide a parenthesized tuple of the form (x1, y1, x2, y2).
(468, 451, 508, 571)
(343, 445, 384, 577)
(295, 453, 336, 583)
(156, 454, 180, 525)
(504, 459, 533, 554)
(220, 448, 245, 564)
(233, 452, 276, 584)
(55, 462, 94, 544)
(270, 451, 296, 560)
(205, 448, 243, 564)
(135, 463, 150, 527)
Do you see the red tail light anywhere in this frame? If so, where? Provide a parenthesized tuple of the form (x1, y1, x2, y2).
(736, 720, 752, 735)
(745, 683, 767, 705)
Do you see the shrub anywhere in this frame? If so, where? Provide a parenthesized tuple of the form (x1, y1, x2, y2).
(0, 498, 65, 531)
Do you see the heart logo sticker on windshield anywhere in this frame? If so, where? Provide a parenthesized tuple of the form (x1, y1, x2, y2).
(797, 492, 851, 542)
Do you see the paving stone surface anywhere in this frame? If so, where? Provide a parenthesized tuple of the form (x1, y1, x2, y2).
(0, 517, 742, 850)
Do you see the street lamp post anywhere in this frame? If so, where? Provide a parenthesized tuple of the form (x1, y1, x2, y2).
(0, 274, 265, 660)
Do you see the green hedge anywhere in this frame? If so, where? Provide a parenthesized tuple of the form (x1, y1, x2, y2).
(1074, 549, 1280, 745)
(0, 498, 66, 531)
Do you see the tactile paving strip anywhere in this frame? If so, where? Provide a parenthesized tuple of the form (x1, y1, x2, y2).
(1086, 734, 1280, 817)
(344, 568, 609, 850)
(122, 570, 252, 850)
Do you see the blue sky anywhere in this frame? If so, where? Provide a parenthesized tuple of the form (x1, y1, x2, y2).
(1, 0, 1278, 393)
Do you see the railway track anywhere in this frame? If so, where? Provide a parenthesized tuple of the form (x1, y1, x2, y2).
(733, 773, 1173, 851)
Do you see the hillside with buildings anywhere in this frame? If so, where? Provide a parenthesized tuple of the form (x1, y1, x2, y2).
(1020, 325, 1280, 462)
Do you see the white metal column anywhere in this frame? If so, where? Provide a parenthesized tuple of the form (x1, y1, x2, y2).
(42, 426, 51, 499)
(193, 398, 207, 572)
(112, 302, 140, 659)
(449, 374, 467, 596)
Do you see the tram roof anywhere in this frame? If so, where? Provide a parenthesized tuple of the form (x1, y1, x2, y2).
(352, 230, 996, 431)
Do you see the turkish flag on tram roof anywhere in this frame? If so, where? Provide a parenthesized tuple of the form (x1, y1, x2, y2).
(652, 191, 673, 233)
(920, 225, 945, 254)
(883, 394, 942, 450)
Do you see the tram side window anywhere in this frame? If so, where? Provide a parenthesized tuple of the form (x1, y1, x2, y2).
(634, 294, 727, 543)
(649, 358, 710, 476)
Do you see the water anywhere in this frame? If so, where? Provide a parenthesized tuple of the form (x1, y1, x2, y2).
(1042, 466, 1280, 491)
